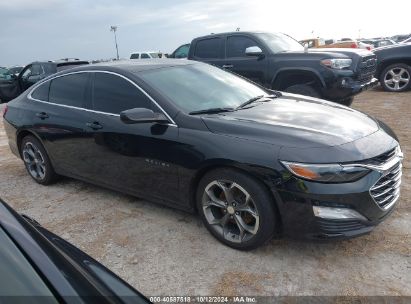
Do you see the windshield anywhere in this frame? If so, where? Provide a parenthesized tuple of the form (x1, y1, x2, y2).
(139, 63, 268, 113)
(257, 33, 304, 53)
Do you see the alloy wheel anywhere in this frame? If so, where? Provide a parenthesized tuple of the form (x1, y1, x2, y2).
(384, 68, 410, 91)
(202, 180, 260, 243)
(22, 142, 46, 180)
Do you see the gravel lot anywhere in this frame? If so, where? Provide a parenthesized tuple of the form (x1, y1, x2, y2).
(0, 87, 410, 297)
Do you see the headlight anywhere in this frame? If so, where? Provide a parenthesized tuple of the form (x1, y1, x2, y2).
(281, 161, 370, 183)
(320, 58, 352, 69)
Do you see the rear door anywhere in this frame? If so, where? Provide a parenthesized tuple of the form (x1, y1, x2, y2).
(224, 35, 268, 85)
(85, 72, 180, 203)
(190, 36, 225, 67)
(29, 72, 96, 179)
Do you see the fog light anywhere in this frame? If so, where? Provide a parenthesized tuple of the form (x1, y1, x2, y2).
(313, 206, 367, 221)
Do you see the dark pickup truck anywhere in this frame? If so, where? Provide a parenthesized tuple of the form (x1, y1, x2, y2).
(187, 32, 378, 106)
(0, 59, 88, 103)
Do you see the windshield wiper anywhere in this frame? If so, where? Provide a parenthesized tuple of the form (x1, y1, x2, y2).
(189, 107, 234, 115)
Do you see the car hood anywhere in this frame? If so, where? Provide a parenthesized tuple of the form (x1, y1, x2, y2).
(201, 93, 379, 149)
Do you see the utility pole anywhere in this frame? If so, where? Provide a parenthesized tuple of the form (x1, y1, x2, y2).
(110, 25, 119, 60)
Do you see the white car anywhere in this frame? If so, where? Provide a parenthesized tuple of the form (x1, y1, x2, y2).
(130, 51, 162, 59)
(400, 37, 411, 44)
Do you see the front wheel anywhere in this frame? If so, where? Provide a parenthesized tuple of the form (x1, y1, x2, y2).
(197, 168, 278, 250)
(380, 64, 411, 92)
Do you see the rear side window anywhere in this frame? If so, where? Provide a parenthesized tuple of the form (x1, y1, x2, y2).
(226, 36, 259, 58)
(130, 53, 139, 59)
(49, 73, 89, 108)
(93, 73, 153, 114)
(31, 82, 50, 101)
(141, 53, 150, 59)
(194, 38, 222, 59)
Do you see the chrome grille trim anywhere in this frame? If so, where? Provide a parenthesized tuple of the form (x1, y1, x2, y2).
(369, 159, 403, 210)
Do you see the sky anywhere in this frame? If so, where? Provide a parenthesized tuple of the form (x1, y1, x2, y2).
(1, 0, 410, 66)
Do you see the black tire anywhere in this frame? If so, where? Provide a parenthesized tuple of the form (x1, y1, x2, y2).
(338, 97, 354, 107)
(20, 135, 59, 185)
(284, 84, 321, 98)
(379, 63, 411, 92)
(196, 168, 279, 250)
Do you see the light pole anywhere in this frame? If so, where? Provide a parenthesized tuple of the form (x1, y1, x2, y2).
(110, 25, 119, 60)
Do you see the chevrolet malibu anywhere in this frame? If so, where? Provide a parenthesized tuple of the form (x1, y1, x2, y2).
(3, 60, 403, 250)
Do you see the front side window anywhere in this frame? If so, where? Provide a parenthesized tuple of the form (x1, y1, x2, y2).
(20, 66, 33, 79)
(49, 73, 89, 108)
(174, 45, 190, 58)
(139, 63, 267, 113)
(93, 73, 153, 114)
(194, 38, 222, 59)
(226, 36, 259, 58)
(149, 53, 159, 58)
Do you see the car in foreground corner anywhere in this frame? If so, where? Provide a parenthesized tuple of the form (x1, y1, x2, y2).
(0, 198, 150, 303)
(3, 60, 403, 250)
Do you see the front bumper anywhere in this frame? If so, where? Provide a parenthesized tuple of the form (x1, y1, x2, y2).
(322, 77, 379, 101)
(273, 150, 402, 240)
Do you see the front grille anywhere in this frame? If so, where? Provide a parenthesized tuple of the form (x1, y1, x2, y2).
(370, 161, 402, 210)
(358, 55, 377, 84)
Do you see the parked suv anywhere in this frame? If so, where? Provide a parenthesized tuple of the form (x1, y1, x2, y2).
(0, 59, 88, 102)
(188, 32, 378, 106)
(373, 44, 411, 92)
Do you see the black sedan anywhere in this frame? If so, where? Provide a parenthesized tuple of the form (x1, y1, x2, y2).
(0, 198, 149, 303)
(3, 60, 403, 250)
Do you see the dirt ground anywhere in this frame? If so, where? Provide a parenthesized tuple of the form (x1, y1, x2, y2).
(0, 87, 410, 297)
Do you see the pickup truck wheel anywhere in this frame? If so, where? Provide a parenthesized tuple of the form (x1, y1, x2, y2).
(380, 64, 411, 92)
(284, 84, 320, 98)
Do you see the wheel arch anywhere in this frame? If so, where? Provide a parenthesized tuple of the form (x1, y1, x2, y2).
(189, 162, 283, 231)
(377, 59, 411, 78)
(16, 130, 46, 158)
(271, 68, 326, 90)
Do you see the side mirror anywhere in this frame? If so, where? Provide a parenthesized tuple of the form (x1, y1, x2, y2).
(245, 46, 263, 57)
(120, 108, 169, 124)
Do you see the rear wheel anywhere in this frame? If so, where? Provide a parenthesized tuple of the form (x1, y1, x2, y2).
(21, 135, 59, 185)
(284, 84, 321, 98)
(380, 63, 411, 92)
(196, 168, 278, 250)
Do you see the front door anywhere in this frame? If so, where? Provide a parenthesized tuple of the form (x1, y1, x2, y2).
(85, 72, 180, 204)
(224, 35, 268, 86)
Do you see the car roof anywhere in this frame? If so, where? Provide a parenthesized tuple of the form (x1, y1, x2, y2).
(68, 59, 195, 73)
(193, 31, 270, 40)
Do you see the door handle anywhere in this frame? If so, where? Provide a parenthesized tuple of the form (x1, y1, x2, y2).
(35, 112, 49, 119)
(222, 64, 234, 69)
(86, 122, 103, 130)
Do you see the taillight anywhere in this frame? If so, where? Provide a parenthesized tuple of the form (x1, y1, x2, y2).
(366, 46, 371, 50)
(2, 104, 8, 118)
(350, 43, 358, 48)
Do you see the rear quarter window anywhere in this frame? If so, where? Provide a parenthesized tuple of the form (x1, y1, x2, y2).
(31, 82, 50, 101)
